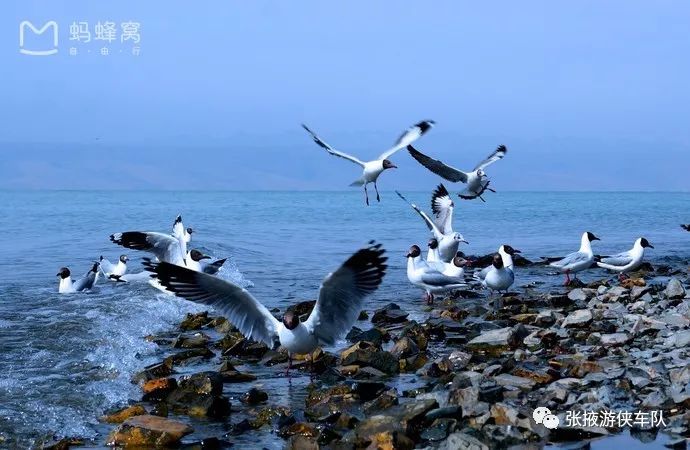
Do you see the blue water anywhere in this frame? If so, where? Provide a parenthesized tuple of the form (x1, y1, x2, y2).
(0, 190, 688, 448)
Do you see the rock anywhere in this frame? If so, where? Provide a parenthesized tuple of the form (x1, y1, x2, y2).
(285, 435, 320, 450)
(166, 372, 230, 418)
(371, 303, 409, 325)
(568, 289, 588, 302)
(420, 418, 457, 442)
(358, 310, 369, 321)
(107, 415, 193, 447)
(466, 325, 528, 355)
(399, 321, 430, 350)
(492, 374, 536, 391)
(599, 332, 632, 346)
(346, 327, 388, 346)
(166, 348, 214, 366)
(562, 309, 593, 328)
(277, 422, 319, 439)
(132, 359, 174, 383)
(390, 337, 419, 359)
(218, 361, 257, 383)
(512, 363, 554, 384)
(241, 388, 268, 405)
(340, 341, 399, 374)
(356, 399, 437, 440)
(448, 351, 471, 371)
(437, 432, 489, 450)
(101, 405, 147, 424)
(142, 378, 178, 402)
(178, 371, 223, 396)
(179, 311, 212, 331)
(173, 332, 210, 349)
(665, 278, 686, 300)
(664, 330, 690, 348)
(351, 381, 387, 402)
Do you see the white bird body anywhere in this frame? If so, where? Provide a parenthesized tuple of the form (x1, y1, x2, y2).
(302, 121, 434, 204)
(278, 322, 319, 354)
(100, 255, 128, 281)
(482, 265, 514, 291)
(110, 216, 191, 267)
(57, 263, 100, 294)
(406, 246, 466, 304)
(550, 232, 598, 274)
(597, 237, 653, 274)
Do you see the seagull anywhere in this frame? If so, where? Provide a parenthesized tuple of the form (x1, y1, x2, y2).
(186, 249, 228, 275)
(302, 120, 435, 205)
(57, 262, 100, 294)
(596, 237, 653, 280)
(681, 224, 690, 232)
(396, 189, 468, 262)
(110, 215, 190, 267)
(442, 254, 469, 278)
(406, 245, 467, 305)
(476, 254, 515, 292)
(99, 255, 129, 281)
(546, 232, 600, 285)
(475, 245, 521, 281)
(144, 242, 387, 375)
(407, 144, 507, 201)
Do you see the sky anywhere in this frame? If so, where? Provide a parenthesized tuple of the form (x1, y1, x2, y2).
(1, 1, 689, 191)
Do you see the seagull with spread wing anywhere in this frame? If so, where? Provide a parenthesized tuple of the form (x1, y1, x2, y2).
(110, 215, 191, 267)
(302, 120, 434, 205)
(145, 242, 387, 375)
(407, 144, 507, 201)
(396, 187, 468, 263)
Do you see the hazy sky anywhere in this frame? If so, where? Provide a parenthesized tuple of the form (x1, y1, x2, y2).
(1, 1, 689, 190)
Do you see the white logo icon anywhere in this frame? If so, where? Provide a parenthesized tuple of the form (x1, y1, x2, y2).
(19, 20, 59, 56)
(533, 407, 560, 429)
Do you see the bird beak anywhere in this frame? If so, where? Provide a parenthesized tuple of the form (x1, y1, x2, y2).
(593, 236, 601, 241)
(201, 255, 211, 260)
(405, 252, 412, 258)
(55, 273, 60, 277)
(514, 249, 522, 254)
(461, 239, 469, 244)
(648, 244, 654, 249)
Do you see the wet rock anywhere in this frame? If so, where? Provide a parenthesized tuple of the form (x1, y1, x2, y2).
(278, 422, 319, 439)
(665, 278, 687, 300)
(166, 372, 230, 418)
(41, 438, 84, 450)
(398, 321, 429, 350)
(222, 337, 269, 360)
(600, 332, 632, 346)
(241, 387, 269, 405)
(107, 415, 193, 447)
(562, 309, 593, 328)
(284, 435, 319, 450)
(512, 363, 555, 384)
(173, 332, 210, 349)
(178, 371, 223, 396)
(493, 374, 536, 391)
(142, 377, 178, 402)
(358, 310, 368, 321)
(179, 311, 212, 331)
(346, 327, 388, 346)
(448, 351, 471, 371)
(427, 357, 454, 378)
(217, 361, 257, 383)
(437, 432, 489, 450)
(664, 330, 690, 348)
(132, 359, 174, 383)
(101, 405, 147, 424)
(351, 381, 387, 402)
(166, 348, 214, 366)
(362, 389, 399, 414)
(371, 303, 409, 325)
(340, 341, 399, 374)
(355, 398, 437, 441)
(420, 418, 457, 442)
(467, 325, 528, 355)
(568, 288, 589, 302)
(390, 337, 419, 359)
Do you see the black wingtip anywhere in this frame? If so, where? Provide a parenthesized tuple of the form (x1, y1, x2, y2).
(343, 242, 388, 294)
(175, 215, 182, 224)
(682, 224, 690, 232)
(497, 144, 507, 153)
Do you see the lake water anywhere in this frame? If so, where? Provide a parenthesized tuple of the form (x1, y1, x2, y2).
(0, 190, 688, 448)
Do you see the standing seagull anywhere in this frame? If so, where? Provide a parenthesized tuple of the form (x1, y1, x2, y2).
(597, 237, 653, 280)
(406, 245, 467, 305)
(302, 120, 435, 205)
(110, 215, 190, 267)
(477, 254, 515, 293)
(145, 242, 387, 375)
(408, 145, 507, 201)
(396, 189, 468, 262)
(99, 255, 129, 281)
(546, 232, 601, 285)
(475, 245, 521, 281)
(57, 262, 100, 294)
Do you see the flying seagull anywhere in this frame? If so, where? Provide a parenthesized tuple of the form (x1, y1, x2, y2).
(110, 215, 191, 267)
(302, 120, 434, 205)
(408, 144, 507, 201)
(145, 242, 387, 375)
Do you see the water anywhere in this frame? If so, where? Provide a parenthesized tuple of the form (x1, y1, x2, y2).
(0, 190, 688, 448)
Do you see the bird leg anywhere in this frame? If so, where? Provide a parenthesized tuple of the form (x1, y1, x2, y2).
(478, 195, 486, 202)
(564, 270, 571, 286)
(487, 187, 496, 193)
(374, 182, 381, 202)
(285, 354, 292, 377)
(618, 273, 629, 282)
(364, 185, 369, 206)
(427, 293, 434, 305)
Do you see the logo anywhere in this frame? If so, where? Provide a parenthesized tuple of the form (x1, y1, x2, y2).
(533, 407, 560, 429)
(19, 20, 59, 56)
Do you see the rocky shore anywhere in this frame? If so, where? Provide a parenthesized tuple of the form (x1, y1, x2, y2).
(40, 261, 690, 449)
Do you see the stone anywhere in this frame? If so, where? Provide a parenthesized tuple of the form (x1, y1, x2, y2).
(165, 372, 230, 418)
(178, 371, 223, 396)
(466, 325, 528, 355)
(371, 303, 409, 325)
(142, 377, 178, 402)
(437, 432, 489, 450)
(599, 332, 632, 346)
(562, 309, 593, 328)
(241, 387, 268, 405)
(101, 405, 147, 424)
(218, 361, 257, 383)
(285, 435, 319, 450)
(107, 415, 193, 447)
(492, 374, 536, 391)
(390, 337, 419, 359)
(132, 359, 174, 383)
(664, 330, 690, 348)
(665, 278, 687, 300)
(173, 332, 210, 349)
(340, 341, 399, 374)
(420, 418, 457, 442)
(448, 351, 471, 371)
(179, 311, 212, 331)
(568, 289, 588, 302)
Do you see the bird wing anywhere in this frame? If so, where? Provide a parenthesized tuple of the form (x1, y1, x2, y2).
(473, 145, 507, 171)
(599, 251, 633, 267)
(304, 243, 386, 345)
(430, 184, 454, 234)
(378, 120, 434, 160)
(202, 258, 227, 275)
(110, 231, 185, 266)
(171, 215, 185, 240)
(420, 270, 465, 287)
(407, 145, 469, 183)
(143, 260, 280, 347)
(681, 224, 690, 232)
(549, 251, 590, 268)
(395, 191, 442, 238)
(301, 124, 365, 167)
(474, 264, 492, 281)
(99, 257, 116, 275)
(73, 264, 98, 291)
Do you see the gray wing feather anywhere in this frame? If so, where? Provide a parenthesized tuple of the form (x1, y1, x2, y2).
(473, 145, 507, 171)
(395, 191, 441, 237)
(408, 145, 468, 183)
(420, 271, 465, 286)
(599, 251, 633, 266)
(550, 251, 590, 268)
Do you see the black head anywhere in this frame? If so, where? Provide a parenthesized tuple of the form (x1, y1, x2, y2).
(91, 262, 100, 273)
(492, 254, 504, 269)
(452, 256, 467, 268)
(406, 245, 421, 258)
(190, 249, 211, 262)
(428, 238, 439, 249)
(57, 267, 70, 279)
(417, 120, 435, 134)
(186, 227, 193, 235)
(502, 245, 521, 255)
(119, 255, 129, 263)
(174, 215, 182, 224)
(640, 237, 654, 249)
(382, 159, 397, 170)
(586, 232, 600, 242)
(282, 311, 300, 330)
